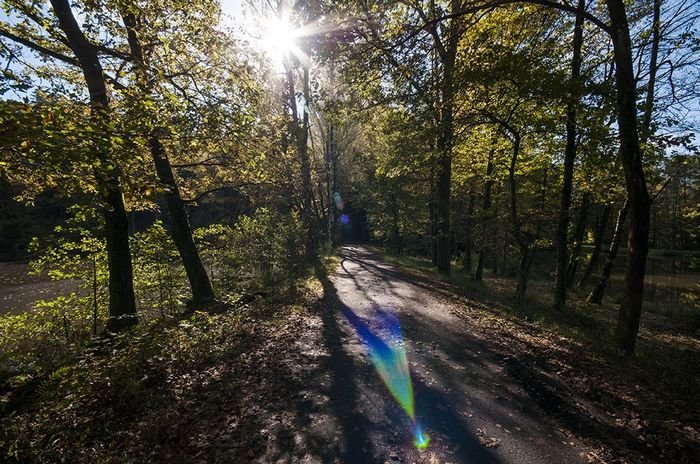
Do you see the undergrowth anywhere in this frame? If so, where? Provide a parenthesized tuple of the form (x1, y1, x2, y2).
(0, 274, 324, 463)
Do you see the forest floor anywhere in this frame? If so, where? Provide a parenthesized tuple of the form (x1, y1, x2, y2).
(1, 246, 698, 463)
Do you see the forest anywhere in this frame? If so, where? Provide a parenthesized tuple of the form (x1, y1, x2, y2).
(0, 0, 698, 463)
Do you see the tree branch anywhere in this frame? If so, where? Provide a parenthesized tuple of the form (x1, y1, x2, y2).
(433, 0, 611, 35)
(0, 26, 79, 67)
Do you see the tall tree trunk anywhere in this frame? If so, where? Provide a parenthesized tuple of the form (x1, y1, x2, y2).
(285, 62, 315, 258)
(300, 66, 316, 253)
(516, 244, 536, 304)
(389, 191, 402, 253)
(566, 192, 590, 287)
(150, 137, 216, 305)
(434, 2, 462, 274)
(578, 203, 611, 287)
(640, 0, 661, 144)
(429, 177, 438, 264)
(325, 123, 336, 246)
(587, 0, 660, 313)
(507, 132, 531, 303)
(475, 145, 495, 282)
(121, 13, 216, 307)
(435, 94, 454, 273)
(607, 0, 652, 355)
(50, 0, 137, 331)
(553, 0, 585, 311)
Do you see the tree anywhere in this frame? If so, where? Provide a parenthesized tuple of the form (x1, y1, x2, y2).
(0, 0, 139, 331)
(552, 0, 585, 311)
(119, 3, 217, 308)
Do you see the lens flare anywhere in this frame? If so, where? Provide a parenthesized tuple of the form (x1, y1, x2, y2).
(413, 423, 430, 449)
(340, 305, 429, 450)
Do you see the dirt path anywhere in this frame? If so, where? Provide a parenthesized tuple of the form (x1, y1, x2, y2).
(315, 245, 589, 463)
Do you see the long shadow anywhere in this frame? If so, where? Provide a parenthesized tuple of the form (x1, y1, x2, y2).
(341, 248, 499, 314)
(315, 267, 375, 463)
(317, 262, 503, 463)
(340, 246, 666, 463)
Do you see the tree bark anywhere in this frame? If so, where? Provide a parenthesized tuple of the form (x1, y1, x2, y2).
(553, 0, 585, 311)
(584, 0, 659, 328)
(434, 1, 463, 274)
(285, 61, 315, 258)
(50, 0, 137, 331)
(121, 13, 216, 307)
(507, 132, 532, 303)
(607, 0, 652, 355)
(435, 74, 454, 273)
(516, 243, 536, 304)
(429, 173, 438, 264)
(462, 192, 475, 274)
(640, 0, 661, 144)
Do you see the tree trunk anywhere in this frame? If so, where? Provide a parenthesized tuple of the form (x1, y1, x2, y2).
(578, 203, 611, 287)
(435, 107, 453, 273)
(121, 13, 216, 308)
(566, 192, 590, 287)
(508, 132, 532, 302)
(50, 0, 137, 331)
(150, 137, 216, 305)
(640, 0, 661, 144)
(515, 244, 535, 304)
(607, 0, 652, 355)
(285, 61, 315, 258)
(553, 0, 585, 311)
(462, 192, 475, 274)
(325, 123, 336, 246)
(435, 3, 462, 274)
(475, 145, 495, 282)
(588, 200, 628, 303)
(474, 247, 486, 281)
(430, 191, 438, 264)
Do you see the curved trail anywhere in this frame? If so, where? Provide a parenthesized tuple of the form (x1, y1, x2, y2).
(319, 245, 587, 463)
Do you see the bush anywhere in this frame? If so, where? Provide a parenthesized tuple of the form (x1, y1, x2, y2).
(195, 208, 304, 294)
(131, 221, 189, 316)
(0, 207, 306, 380)
(0, 215, 187, 378)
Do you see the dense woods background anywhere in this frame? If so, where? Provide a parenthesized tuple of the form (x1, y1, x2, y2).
(0, 0, 698, 462)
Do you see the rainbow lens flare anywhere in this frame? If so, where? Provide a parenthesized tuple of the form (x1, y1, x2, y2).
(340, 305, 429, 449)
(413, 424, 431, 449)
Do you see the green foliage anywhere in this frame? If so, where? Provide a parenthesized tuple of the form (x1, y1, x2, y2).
(0, 214, 191, 378)
(195, 208, 305, 295)
(0, 207, 109, 375)
(131, 221, 188, 315)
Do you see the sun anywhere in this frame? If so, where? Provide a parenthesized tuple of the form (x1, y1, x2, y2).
(260, 15, 304, 69)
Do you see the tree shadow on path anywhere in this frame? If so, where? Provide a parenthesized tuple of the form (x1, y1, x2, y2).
(316, 264, 503, 464)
